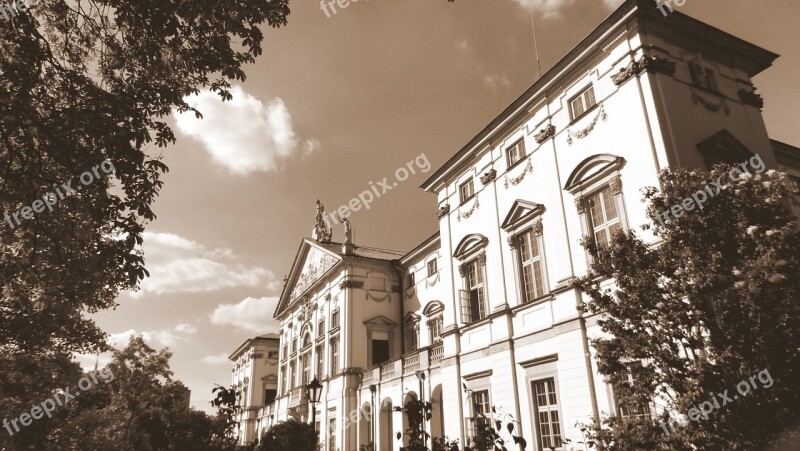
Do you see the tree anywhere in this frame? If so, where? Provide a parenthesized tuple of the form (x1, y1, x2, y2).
(258, 419, 317, 451)
(573, 164, 800, 450)
(394, 397, 433, 451)
(0, 0, 291, 359)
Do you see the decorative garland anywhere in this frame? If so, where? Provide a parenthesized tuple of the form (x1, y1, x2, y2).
(425, 271, 441, 288)
(504, 158, 533, 189)
(457, 195, 480, 222)
(366, 290, 392, 303)
(692, 90, 730, 115)
(567, 105, 607, 145)
(405, 286, 416, 298)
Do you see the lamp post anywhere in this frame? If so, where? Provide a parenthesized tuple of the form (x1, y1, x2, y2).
(415, 370, 427, 449)
(306, 376, 323, 434)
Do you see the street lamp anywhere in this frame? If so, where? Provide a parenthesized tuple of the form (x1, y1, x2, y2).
(415, 370, 427, 449)
(306, 376, 323, 433)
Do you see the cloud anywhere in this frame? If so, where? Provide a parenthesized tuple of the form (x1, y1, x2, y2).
(134, 232, 280, 296)
(107, 322, 198, 349)
(201, 353, 232, 365)
(210, 296, 280, 333)
(508, 0, 577, 19)
(174, 86, 316, 175)
(602, 0, 625, 9)
(484, 74, 512, 91)
(456, 38, 471, 52)
(302, 139, 321, 158)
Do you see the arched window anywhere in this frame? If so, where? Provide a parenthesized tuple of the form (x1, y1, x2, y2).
(565, 154, 628, 250)
(454, 234, 489, 325)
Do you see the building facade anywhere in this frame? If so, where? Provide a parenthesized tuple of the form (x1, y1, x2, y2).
(229, 334, 280, 445)
(238, 0, 800, 449)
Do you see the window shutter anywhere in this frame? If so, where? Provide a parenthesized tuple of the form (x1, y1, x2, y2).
(459, 289, 472, 323)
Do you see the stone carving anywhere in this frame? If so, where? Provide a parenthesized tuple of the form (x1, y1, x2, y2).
(575, 197, 586, 214)
(609, 175, 622, 195)
(534, 125, 556, 144)
(437, 204, 450, 220)
(738, 88, 764, 109)
(457, 195, 480, 222)
(339, 279, 365, 290)
(691, 89, 730, 115)
(567, 105, 607, 145)
(480, 169, 497, 185)
(533, 219, 543, 236)
(312, 200, 332, 244)
(507, 235, 518, 249)
(503, 158, 533, 189)
(612, 55, 676, 86)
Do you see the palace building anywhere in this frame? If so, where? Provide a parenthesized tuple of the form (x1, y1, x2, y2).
(231, 0, 800, 448)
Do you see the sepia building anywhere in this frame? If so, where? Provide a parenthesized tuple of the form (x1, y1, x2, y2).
(229, 333, 280, 445)
(235, 0, 800, 449)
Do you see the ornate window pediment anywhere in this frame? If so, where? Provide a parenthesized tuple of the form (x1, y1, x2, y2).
(696, 130, 754, 170)
(363, 315, 398, 327)
(564, 154, 626, 194)
(453, 234, 489, 261)
(422, 300, 445, 316)
(501, 200, 545, 232)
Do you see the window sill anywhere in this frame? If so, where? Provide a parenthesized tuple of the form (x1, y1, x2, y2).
(506, 154, 529, 172)
(569, 103, 599, 126)
(459, 195, 476, 207)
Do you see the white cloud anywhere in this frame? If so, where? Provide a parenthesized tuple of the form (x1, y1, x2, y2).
(201, 353, 232, 365)
(210, 296, 280, 333)
(508, 0, 576, 19)
(302, 139, 321, 158)
(174, 86, 316, 175)
(484, 74, 512, 91)
(133, 231, 279, 296)
(602, 0, 625, 9)
(107, 322, 198, 349)
(456, 38, 471, 52)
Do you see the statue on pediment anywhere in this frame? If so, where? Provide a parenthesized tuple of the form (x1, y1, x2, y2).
(312, 199, 332, 244)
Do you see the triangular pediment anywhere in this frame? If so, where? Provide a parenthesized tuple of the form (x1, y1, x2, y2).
(274, 239, 343, 318)
(262, 374, 278, 383)
(697, 130, 754, 169)
(501, 200, 545, 231)
(364, 315, 398, 327)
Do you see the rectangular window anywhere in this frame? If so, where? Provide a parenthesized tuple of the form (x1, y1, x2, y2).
(519, 229, 545, 302)
(267, 350, 279, 360)
(427, 259, 438, 277)
(318, 319, 325, 335)
(429, 317, 443, 343)
(331, 310, 340, 329)
(506, 139, 526, 167)
(289, 361, 296, 388)
(460, 179, 475, 204)
(316, 345, 324, 379)
(460, 260, 486, 324)
(282, 344, 288, 360)
(280, 365, 286, 394)
(292, 338, 298, 354)
(264, 389, 277, 405)
(587, 186, 622, 247)
(570, 85, 596, 119)
(404, 323, 418, 353)
(407, 272, 415, 286)
(466, 390, 491, 444)
(532, 378, 562, 450)
(689, 61, 718, 91)
(302, 352, 311, 387)
(372, 339, 390, 365)
(615, 363, 652, 419)
(330, 337, 339, 375)
(328, 417, 337, 451)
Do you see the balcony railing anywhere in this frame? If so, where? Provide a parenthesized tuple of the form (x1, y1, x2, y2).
(403, 352, 420, 375)
(430, 343, 443, 367)
(288, 386, 305, 408)
(363, 345, 445, 385)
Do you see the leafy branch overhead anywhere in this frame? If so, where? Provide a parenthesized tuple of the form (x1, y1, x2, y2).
(0, 0, 290, 357)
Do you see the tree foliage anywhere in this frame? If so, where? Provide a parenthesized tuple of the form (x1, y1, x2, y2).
(573, 165, 800, 450)
(0, 0, 290, 358)
(258, 418, 317, 451)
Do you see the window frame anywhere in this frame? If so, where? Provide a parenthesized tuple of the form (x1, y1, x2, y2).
(403, 317, 419, 353)
(506, 138, 527, 168)
(517, 225, 547, 303)
(586, 185, 623, 248)
(459, 178, 475, 205)
(331, 309, 340, 330)
(531, 377, 564, 450)
(688, 57, 719, 92)
(569, 85, 597, 121)
(611, 362, 653, 420)
(407, 271, 416, 287)
(459, 256, 487, 324)
(427, 259, 438, 277)
(329, 335, 340, 376)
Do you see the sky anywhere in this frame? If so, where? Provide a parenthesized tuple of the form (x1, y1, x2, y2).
(81, 0, 800, 413)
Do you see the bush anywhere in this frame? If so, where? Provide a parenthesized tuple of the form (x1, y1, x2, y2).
(257, 419, 318, 451)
